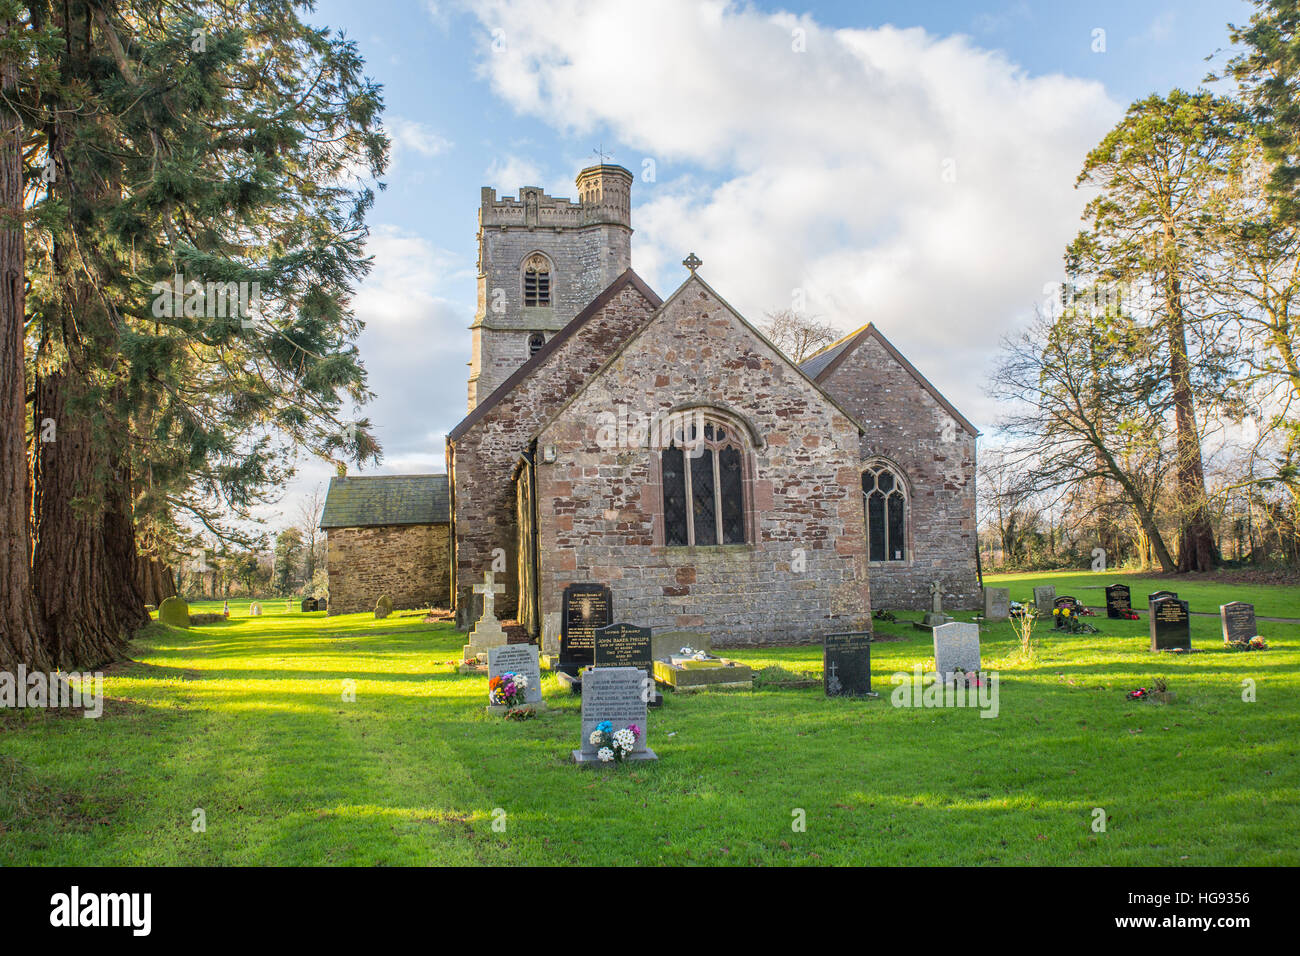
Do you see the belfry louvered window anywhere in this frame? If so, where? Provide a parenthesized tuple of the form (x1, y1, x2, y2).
(662, 419, 747, 546)
(523, 253, 551, 307)
(863, 462, 907, 561)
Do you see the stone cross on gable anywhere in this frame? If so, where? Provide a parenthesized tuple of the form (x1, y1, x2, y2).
(474, 570, 505, 620)
(682, 252, 702, 274)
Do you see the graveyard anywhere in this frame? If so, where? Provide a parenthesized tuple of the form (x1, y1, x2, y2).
(3, 579, 1297, 867)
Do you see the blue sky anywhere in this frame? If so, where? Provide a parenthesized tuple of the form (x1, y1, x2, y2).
(260, 0, 1252, 532)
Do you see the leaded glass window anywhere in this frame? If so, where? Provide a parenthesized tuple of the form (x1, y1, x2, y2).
(662, 417, 747, 546)
(863, 463, 907, 561)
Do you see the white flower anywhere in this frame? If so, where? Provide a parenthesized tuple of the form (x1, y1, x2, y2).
(589, 730, 603, 745)
(514, 674, 528, 689)
(613, 728, 635, 749)
(597, 747, 614, 762)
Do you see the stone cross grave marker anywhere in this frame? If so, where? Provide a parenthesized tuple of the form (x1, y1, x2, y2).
(1032, 585, 1056, 618)
(572, 666, 656, 765)
(933, 621, 981, 683)
(1220, 602, 1257, 645)
(1105, 584, 1131, 618)
(465, 570, 508, 658)
(487, 643, 544, 711)
(1149, 596, 1191, 652)
(559, 582, 612, 677)
(982, 587, 1010, 622)
(823, 632, 872, 697)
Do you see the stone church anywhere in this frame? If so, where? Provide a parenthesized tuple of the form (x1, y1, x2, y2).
(325, 163, 979, 641)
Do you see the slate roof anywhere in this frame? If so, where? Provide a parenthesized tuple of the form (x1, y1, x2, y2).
(798, 322, 979, 437)
(319, 474, 450, 529)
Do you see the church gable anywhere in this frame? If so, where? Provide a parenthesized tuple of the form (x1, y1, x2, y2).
(530, 274, 870, 645)
(807, 323, 980, 612)
(446, 270, 661, 621)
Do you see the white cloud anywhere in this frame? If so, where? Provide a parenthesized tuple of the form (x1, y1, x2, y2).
(467, 0, 1123, 429)
(386, 117, 454, 163)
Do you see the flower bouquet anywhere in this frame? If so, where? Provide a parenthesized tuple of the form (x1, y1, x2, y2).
(588, 720, 641, 762)
(489, 671, 528, 707)
(1228, 636, 1268, 651)
(1052, 607, 1098, 634)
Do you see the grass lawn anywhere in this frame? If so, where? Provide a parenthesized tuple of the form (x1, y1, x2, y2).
(2, 595, 1297, 866)
(984, 568, 1300, 620)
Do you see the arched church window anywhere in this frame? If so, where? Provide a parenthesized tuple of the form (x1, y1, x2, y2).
(528, 332, 545, 355)
(523, 253, 551, 307)
(662, 418, 747, 546)
(863, 462, 907, 561)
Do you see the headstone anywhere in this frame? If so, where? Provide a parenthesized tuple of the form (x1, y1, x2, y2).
(558, 582, 612, 676)
(302, 597, 318, 613)
(594, 622, 652, 679)
(1220, 602, 1257, 645)
(1149, 597, 1191, 651)
(222, 600, 230, 619)
(572, 666, 656, 764)
(1105, 584, 1131, 619)
(250, 602, 262, 617)
(157, 596, 190, 628)
(982, 587, 1010, 622)
(933, 621, 981, 683)
(1146, 590, 1178, 611)
(1032, 585, 1056, 617)
(374, 595, 391, 619)
(1053, 595, 1079, 612)
(464, 571, 507, 658)
(823, 632, 872, 697)
(487, 643, 544, 710)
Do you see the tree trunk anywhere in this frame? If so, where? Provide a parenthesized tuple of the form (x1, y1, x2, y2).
(0, 17, 51, 670)
(32, 366, 129, 668)
(1165, 273, 1218, 572)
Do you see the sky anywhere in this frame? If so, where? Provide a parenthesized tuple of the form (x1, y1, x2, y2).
(255, 0, 1254, 533)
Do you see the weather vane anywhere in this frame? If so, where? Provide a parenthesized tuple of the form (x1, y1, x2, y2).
(592, 143, 613, 164)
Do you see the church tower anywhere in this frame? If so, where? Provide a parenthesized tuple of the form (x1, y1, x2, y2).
(467, 164, 634, 410)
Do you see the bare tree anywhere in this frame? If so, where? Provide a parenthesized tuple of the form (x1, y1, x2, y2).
(991, 304, 1179, 571)
(760, 309, 841, 363)
(297, 484, 327, 583)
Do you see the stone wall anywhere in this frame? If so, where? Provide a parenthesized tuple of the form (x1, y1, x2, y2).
(449, 277, 660, 626)
(816, 331, 979, 611)
(325, 523, 449, 615)
(533, 277, 871, 647)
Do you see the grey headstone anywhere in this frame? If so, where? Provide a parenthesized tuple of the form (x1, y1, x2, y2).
(1220, 602, 1257, 645)
(933, 622, 981, 682)
(487, 644, 543, 705)
(983, 587, 1010, 622)
(1032, 586, 1056, 615)
(578, 666, 651, 758)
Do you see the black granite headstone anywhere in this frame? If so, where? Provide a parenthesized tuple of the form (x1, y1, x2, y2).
(1149, 597, 1191, 651)
(301, 597, 317, 612)
(559, 583, 612, 677)
(823, 632, 872, 698)
(1105, 584, 1131, 618)
(1220, 602, 1257, 645)
(1147, 590, 1178, 608)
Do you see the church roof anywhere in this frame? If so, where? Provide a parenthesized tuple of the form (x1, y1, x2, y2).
(799, 323, 979, 437)
(447, 269, 663, 443)
(529, 271, 868, 443)
(320, 474, 450, 529)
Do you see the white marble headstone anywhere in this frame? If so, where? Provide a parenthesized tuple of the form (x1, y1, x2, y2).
(933, 622, 981, 682)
